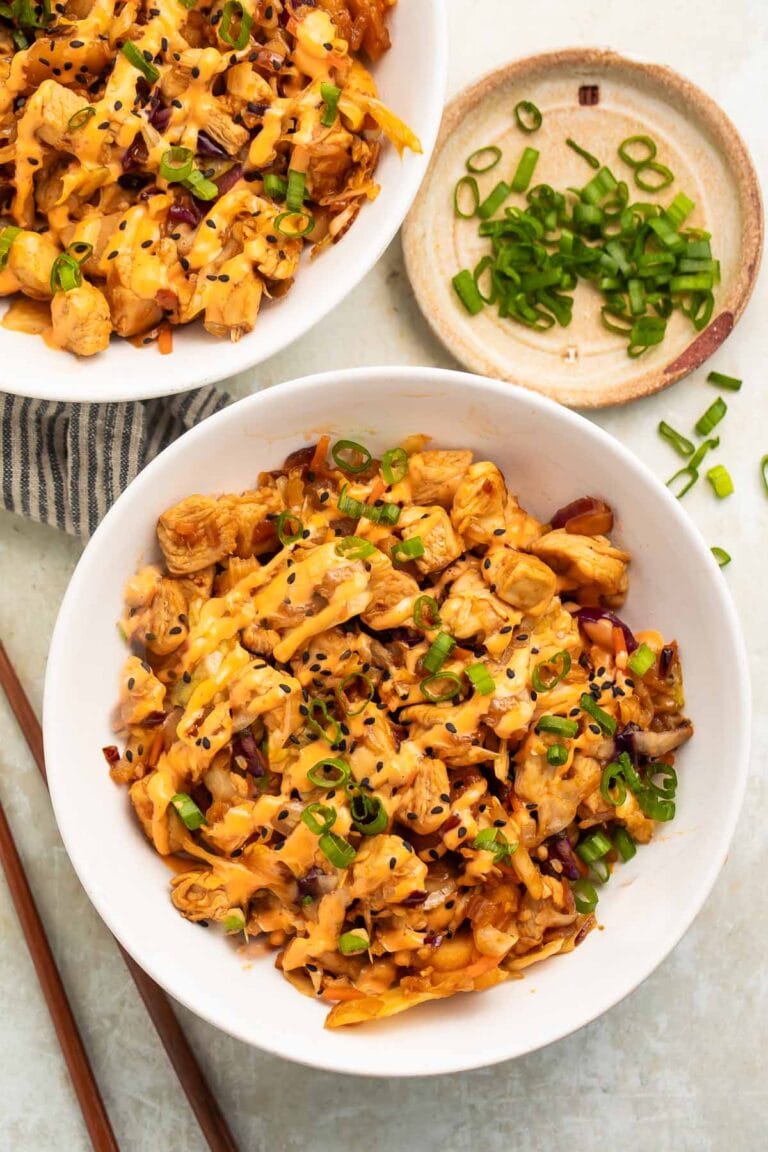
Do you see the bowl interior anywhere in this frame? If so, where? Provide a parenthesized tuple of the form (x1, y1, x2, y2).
(1, 2, 446, 403)
(44, 367, 749, 1076)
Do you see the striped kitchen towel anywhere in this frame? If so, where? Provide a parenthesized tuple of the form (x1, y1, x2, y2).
(0, 385, 231, 540)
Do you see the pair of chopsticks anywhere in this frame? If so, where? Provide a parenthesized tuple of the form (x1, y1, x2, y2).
(0, 639, 241, 1152)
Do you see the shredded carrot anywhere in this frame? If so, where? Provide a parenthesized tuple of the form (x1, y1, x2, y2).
(147, 727, 165, 768)
(612, 625, 627, 660)
(311, 434, 330, 473)
(367, 475, 386, 504)
(157, 324, 173, 355)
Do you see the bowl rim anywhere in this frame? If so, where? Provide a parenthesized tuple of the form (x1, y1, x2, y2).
(403, 47, 764, 409)
(1, 2, 448, 403)
(44, 365, 751, 1075)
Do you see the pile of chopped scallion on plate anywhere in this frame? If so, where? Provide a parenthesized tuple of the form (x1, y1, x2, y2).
(451, 100, 720, 358)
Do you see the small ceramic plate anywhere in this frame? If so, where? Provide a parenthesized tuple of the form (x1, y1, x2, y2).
(403, 49, 763, 408)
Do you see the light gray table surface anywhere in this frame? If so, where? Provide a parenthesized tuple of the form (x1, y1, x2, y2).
(1, 2, 766, 1149)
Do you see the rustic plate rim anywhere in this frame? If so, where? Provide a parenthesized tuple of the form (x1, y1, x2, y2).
(403, 47, 764, 408)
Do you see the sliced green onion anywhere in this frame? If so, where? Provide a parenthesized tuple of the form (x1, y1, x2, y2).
(666, 466, 699, 499)
(349, 791, 387, 836)
(466, 662, 495, 695)
(707, 370, 742, 392)
(338, 930, 369, 955)
(49, 253, 82, 294)
(274, 210, 314, 238)
(658, 421, 694, 458)
(67, 106, 96, 132)
(306, 698, 342, 746)
(307, 757, 351, 789)
(627, 315, 667, 357)
(514, 100, 542, 133)
(335, 672, 374, 717)
(473, 827, 516, 861)
(121, 41, 160, 83)
(423, 631, 456, 675)
(510, 147, 539, 194)
(566, 138, 600, 170)
(546, 743, 568, 767)
(320, 81, 341, 127)
(706, 463, 734, 499)
(634, 161, 674, 192)
(466, 145, 502, 174)
(536, 715, 579, 738)
(695, 397, 727, 436)
(301, 802, 337, 836)
(420, 672, 462, 703)
(452, 268, 484, 314)
(600, 762, 627, 807)
(454, 176, 480, 219)
(218, 0, 252, 49)
(573, 878, 598, 913)
(761, 454, 768, 496)
(531, 650, 571, 693)
(576, 829, 612, 865)
(335, 536, 376, 560)
(590, 857, 610, 884)
(664, 192, 695, 229)
(171, 792, 206, 830)
(613, 826, 637, 862)
(264, 173, 287, 199)
(627, 642, 656, 678)
(223, 911, 246, 933)
(580, 693, 617, 736)
(286, 169, 306, 212)
(582, 166, 618, 206)
(413, 595, 441, 631)
(331, 438, 372, 474)
(0, 226, 21, 271)
(689, 436, 720, 470)
(637, 786, 675, 822)
(184, 168, 218, 201)
(319, 831, 356, 868)
(711, 546, 731, 567)
(391, 536, 425, 565)
(477, 181, 512, 221)
(276, 510, 303, 545)
(338, 483, 400, 526)
(618, 135, 657, 167)
(381, 447, 408, 485)
(160, 146, 194, 183)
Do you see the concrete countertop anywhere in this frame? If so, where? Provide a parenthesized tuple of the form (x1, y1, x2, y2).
(0, 1, 765, 1148)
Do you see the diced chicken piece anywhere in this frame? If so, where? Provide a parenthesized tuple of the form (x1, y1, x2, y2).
(630, 722, 693, 758)
(204, 266, 263, 341)
(50, 282, 111, 356)
(123, 574, 189, 656)
(396, 755, 450, 835)
(361, 558, 419, 630)
(350, 834, 428, 903)
(399, 504, 464, 575)
(407, 449, 473, 507)
(201, 105, 250, 155)
(24, 40, 111, 92)
(118, 655, 166, 727)
(481, 547, 557, 617)
(104, 258, 163, 337)
(7, 231, 60, 300)
(0, 265, 20, 295)
(157, 495, 239, 575)
(451, 461, 507, 545)
(31, 79, 87, 151)
(224, 488, 283, 557)
(170, 868, 235, 922)
(531, 530, 629, 603)
(439, 566, 517, 640)
(228, 661, 301, 736)
(515, 745, 602, 840)
(503, 493, 544, 549)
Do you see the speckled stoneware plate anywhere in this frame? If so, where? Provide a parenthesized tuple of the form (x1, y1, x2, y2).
(403, 49, 763, 408)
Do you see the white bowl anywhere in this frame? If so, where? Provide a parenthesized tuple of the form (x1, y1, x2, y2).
(44, 367, 750, 1076)
(2, 5, 446, 403)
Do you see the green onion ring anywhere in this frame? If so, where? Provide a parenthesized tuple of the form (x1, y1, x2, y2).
(658, 421, 694, 458)
(600, 762, 627, 807)
(307, 757, 351, 789)
(276, 510, 303, 545)
(466, 145, 502, 173)
(160, 146, 194, 183)
(420, 672, 462, 703)
(618, 135, 657, 167)
(338, 930, 369, 954)
(218, 0, 252, 49)
(335, 672, 374, 717)
(381, 446, 408, 485)
(301, 802, 336, 836)
(454, 175, 480, 218)
(67, 106, 96, 132)
(514, 100, 542, 133)
(413, 595, 441, 631)
(633, 161, 674, 192)
(536, 715, 579, 738)
(422, 631, 456, 675)
(171, 792, 206, 829)
(531, 650, 571, 693)
(572, 878, 598, 913)
(318, 831, 356, 868)
(274, 210, 315, 238)
(711, 546, 731, 567)
(580, 693, 617, 736)
(613, 827, 636, 862)
(335, 536, 376, 560)
(332, 438, 372, 474)
(349, 790, 388, 836)
(305, 699, 342, 746)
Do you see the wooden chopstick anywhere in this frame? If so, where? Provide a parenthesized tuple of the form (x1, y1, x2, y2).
(0, 639, 241, 1152)
(0, 801, 119, 1152)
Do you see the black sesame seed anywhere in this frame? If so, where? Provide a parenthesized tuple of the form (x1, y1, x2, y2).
(389, 857, 396, 870)
(127, 676, 135, 690)
(440, 793, 450, 803)
(107, 250, 118, 260)
(279, 683, 291, 694)
(169, 626, 182, 635)
(406, 812, 417, 821)
(430, 805, 443, 815)
(202, 736, 211, 749)
(506, 669, 516, 680)
(445, 722, 457, 734)
(191, 66, 200, 78)
(457, 826, 467, 838)
(119, 220, 127, 231)
(126, 749, 133, 762)
(493, 819, 505, 828)
(206, 219, 216, 229)
(588, 724, 601, 735)
(287, 572, 296, 585)
(277, 809, 288, 820)
(500, 625, 512, 634)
